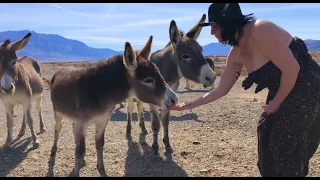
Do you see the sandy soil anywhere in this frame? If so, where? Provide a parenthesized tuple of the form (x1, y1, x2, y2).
(0, 61, 319, 177)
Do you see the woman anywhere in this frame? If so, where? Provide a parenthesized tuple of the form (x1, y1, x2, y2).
(168, 3, 320, 177)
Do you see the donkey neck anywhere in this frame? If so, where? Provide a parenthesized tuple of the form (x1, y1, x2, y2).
(150, 46, 182, 86)
(77, 55, 132, 109)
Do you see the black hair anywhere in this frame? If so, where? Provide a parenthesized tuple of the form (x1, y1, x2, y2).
(218, 15, 256, 46)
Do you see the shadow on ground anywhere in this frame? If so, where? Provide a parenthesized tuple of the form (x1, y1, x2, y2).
(124, 133, 189, 177)
(176, 88, 211, 94)
(111, 107, 199, 122)
(0, 137, 36, 177)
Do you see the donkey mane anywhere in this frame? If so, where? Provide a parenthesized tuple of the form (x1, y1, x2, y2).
(1, 39, 11, 47)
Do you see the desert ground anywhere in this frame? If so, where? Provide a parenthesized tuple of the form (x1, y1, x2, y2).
(0, 58, 320, 177)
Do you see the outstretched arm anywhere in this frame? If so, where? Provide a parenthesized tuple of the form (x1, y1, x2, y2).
(168, 47, 242, 111)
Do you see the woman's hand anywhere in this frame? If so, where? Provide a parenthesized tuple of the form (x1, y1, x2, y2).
(168, 102, 191, 111)
(262, 100, 280, 115)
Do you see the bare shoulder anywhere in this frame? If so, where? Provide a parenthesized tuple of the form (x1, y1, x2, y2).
(251, 19, 279, 37)
(251, 19, 293, 45)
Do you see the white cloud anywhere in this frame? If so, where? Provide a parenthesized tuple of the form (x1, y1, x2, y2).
(113, 14, 201, 28)
(49, 4, 90, 17)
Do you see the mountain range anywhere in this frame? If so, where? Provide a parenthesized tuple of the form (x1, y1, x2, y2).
(0, 30, 319, 61)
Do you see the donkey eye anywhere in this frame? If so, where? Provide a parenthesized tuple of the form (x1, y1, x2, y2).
(12, 61, 16, 66)
(181, 54, 190, 60)
(143, 77, 154, 84)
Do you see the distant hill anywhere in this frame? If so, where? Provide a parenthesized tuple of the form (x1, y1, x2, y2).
(0, 30, 121, 61)
(0, 30, 319, 61)
(202, 43, 231, 56)
(304, 39, 320, 51)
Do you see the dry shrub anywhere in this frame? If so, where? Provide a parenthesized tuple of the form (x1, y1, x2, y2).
(309, 51, 320, 63)
(213, 66, 248, 77)
(214, 67, 224, 76)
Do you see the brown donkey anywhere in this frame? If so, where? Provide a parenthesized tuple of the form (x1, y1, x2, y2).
(49, 36, 178, 177)
(0, 32, 45, 149)
(126, 14, 217, 156)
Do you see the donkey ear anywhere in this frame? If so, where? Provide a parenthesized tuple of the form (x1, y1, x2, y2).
(186, 14, 206, 40)
(123, 42, 137, 73)
(138, 35, 153, 60)
(11, 32, 32, 52)
(169, 20, 181, 49)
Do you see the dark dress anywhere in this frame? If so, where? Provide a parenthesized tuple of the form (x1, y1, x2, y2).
(242, 36, 320, 177)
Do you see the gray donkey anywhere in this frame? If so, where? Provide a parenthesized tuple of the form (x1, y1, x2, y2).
(126, 14, 217, 156)
(185, 57, 215, 89)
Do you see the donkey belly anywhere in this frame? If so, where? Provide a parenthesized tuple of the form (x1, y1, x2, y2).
(0, 93, 33, 106)
(55, 104, 114, 125)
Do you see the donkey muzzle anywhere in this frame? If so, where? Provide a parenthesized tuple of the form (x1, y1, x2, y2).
(200, 64, 216, 88)
(1, 83, 14, 95)
(1, 73, 15, 95)
(163, 87, 178, 109)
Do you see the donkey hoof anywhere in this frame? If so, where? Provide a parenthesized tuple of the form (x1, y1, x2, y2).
(98, 168, 107, 177)
(140, 129, 148, 135)
(100, 172, 107, 177)
(40, 128, 46, 133)
(165, 147, 173, 154)
(126, 127, 131, 134)
(73, 171, 80, 177)
(4, 143, 12, 150)
(33, 141, 40, 149)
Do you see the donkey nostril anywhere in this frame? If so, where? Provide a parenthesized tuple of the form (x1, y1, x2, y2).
(170, 98, 176, 105)
(205, 76, 211, 81)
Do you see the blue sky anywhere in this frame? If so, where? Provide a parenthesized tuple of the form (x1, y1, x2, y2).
(1, 3, 320, 51)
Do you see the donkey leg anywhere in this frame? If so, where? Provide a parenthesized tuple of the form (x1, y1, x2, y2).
(3, 103, 14, 148)
(23, 101, 39, 148)
(185, 79, 191, 89)
(161, 110, 172, 153)
(149, 104, 161, 156)
(126, 97, 134, 134)
(72, 122, 86, 159)
(50, 111, 63, 157)
(119, 102, 125, 108)
(73, 122, 87, 177)
(160, 81, 179, 153)
(95, 114, 110, 177)
(36, 95, 46, 133)
(137, 99, 147, 134)
(18, 111, 26, 138)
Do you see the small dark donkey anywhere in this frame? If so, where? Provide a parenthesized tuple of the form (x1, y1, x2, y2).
(49, 36, 178, 177)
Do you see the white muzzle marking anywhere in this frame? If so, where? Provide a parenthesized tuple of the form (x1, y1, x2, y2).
(1, 72, 14, 94)
(199, 64, 216, 87)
